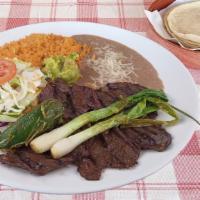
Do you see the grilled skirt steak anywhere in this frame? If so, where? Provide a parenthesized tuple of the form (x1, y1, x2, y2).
(0, 80, 172, 180)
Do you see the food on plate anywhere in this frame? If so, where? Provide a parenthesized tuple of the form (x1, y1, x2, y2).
(0, 81, 173, 179)
(0, 59, 16, 84)
(163, 1, 200, 48)
(42, 53, 80, 84)
(0, 80, 198, 180)
(0, 50, 82, 123)
(0, 123, 170, 179)
(0, 58, 46, 122)
(74, 35, 163, 89)
(0, 34, 90, 67)
(30, 86, 168, 154)
(0, 33, 198, 181)
(50, 95, 178, 159)
(0, 99, 64, 148)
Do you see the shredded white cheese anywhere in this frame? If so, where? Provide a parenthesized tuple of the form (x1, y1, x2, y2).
(87, 45, 137, 87)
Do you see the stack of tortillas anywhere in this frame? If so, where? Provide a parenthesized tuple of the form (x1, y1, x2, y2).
(163, 1, 200, 49)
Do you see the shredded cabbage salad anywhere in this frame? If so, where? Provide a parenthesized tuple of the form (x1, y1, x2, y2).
(0, 58, 46, 122)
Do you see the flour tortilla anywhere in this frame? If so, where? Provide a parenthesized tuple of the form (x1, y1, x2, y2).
(163, 1, 200, 48)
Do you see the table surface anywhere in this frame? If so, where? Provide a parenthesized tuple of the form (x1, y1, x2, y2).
(0, 0, 200, 200)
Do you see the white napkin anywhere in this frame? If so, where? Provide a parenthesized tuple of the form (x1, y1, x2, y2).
(144, 0, 200, 50)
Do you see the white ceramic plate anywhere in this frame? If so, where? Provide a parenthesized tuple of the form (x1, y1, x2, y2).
(0, 22, 199, 194)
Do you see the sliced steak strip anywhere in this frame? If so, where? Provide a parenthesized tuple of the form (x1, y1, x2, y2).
(78, 158, 101, 180)
(96, 82, 157, 118)
(123, 126, 172, 151)
(87, 137, 112, 169)
(38, 79, 75, 122)
(96, 82, 144, 106)
(0, 148, 73, 175)
(69, 85, 102, 115)
(39, 79, 102, 121)
(38, 81, 55, 102)
(103, 129, 140, 168)
(106, 82, 145, 98)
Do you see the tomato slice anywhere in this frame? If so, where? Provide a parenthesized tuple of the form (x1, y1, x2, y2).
(0, 59, 17, 85)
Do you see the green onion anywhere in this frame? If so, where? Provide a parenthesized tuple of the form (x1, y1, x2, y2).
(30, 89, 167, 153)
(0, 115, 17, 122)
(171, 105, 200, 126)
(51, 98, 178, 159)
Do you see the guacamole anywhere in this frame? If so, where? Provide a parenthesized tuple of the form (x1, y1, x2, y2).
(42, 53, 80, 84)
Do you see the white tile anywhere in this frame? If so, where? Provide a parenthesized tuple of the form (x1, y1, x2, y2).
(146, 190, 180, 200)
(98, 5, 119, 18)
(56, 5, 77, 18)
(97, 0, 117, 3)
(40, 194, 72, 200)
(31, 0, 51, 3)
(124, 0, 144, 2)
(0, 5, 10, 18)
(57, 0, 77, 3)
(14, 191, 32, 200)
(97, 0, 143, 3)
(124, 5, 145, 18)
(0, 190, 32, 200)
(30, 6, 51, 18)
(105, 190, 138, 200)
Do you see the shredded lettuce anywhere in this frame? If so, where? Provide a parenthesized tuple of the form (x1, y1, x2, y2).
(0, 58, 46, 122)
